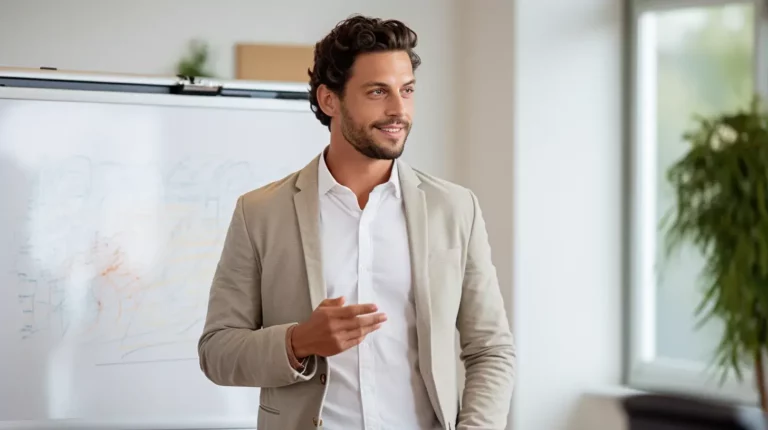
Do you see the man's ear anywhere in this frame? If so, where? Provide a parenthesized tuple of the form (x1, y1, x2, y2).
(317, 84, 340, 118)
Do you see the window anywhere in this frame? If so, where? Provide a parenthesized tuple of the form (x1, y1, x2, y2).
(628, 0, 768, 403)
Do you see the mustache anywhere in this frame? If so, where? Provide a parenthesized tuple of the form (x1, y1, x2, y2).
(372, 119, 409, 128)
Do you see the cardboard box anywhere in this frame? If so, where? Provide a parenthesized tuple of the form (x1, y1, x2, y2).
(235, 44, 315, 83)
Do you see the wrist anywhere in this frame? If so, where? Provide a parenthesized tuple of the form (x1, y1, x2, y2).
(285, 325, 305, 371)
(290, 323, 311, 359)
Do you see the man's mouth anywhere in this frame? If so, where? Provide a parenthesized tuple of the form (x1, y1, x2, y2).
(375, 123, 407, 138)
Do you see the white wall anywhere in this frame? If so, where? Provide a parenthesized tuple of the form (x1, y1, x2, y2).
(456, 0, 515, 324)
(455, 0, 626, 428)
(511, 0, 625, 429)
(0, 0, 457, 180)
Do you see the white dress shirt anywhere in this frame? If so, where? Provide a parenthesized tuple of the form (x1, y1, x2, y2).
(317, 152, 441, 430)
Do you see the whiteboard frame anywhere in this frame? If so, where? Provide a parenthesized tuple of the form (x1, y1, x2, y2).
(0, 67, 310, 94)
(0, 85, 311, 112)
(0, 68, 314, 112)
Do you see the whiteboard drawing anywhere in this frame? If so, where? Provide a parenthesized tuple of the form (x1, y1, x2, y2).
(13, 155, 255, 366)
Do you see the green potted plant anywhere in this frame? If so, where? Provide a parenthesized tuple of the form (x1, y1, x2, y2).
(176, 39, 215, 78)
(664, 97, 768, 412)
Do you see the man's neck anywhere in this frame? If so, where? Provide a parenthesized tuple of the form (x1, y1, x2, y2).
(324, 142, 393, 208)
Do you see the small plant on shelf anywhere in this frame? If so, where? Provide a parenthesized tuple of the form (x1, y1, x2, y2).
(175, 39, 214, 78)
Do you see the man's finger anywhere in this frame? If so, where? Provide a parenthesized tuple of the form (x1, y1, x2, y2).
(339, 312, 387, 330)
(341, 323, 383, 341)
(341, 335, 365, 351)
(319, 297, 345, 308)
(336, 303, 378, 318)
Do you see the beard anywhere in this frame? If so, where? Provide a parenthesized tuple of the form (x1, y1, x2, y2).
(339, 103, 411, 160)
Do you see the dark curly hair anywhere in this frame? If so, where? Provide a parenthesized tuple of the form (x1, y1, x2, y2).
(308, 15, 421, 129)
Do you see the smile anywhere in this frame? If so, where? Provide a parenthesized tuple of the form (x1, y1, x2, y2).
(375, 125, 405, 136)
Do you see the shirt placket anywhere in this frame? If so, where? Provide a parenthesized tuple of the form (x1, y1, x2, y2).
(358, 189, 382, 430)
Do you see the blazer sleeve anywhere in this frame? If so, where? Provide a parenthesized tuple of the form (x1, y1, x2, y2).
(197, 195, 317, 387)
(456, 190, 516, 429)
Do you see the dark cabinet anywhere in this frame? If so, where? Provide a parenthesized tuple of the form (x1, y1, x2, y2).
(622, 394, 766, 430)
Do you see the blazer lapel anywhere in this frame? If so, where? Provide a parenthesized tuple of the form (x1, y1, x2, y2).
(398, 160, 443, 420)
(398, 160, 432, 330)
(294, 155, 326, 311)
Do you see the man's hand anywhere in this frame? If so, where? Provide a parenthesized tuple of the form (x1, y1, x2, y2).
(291, 297, 386, 359)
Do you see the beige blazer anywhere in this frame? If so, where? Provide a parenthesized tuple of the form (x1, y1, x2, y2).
(198, 155, 515, 430)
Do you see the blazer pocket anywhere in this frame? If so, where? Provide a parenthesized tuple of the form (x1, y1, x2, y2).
(259, 404, 281, 415)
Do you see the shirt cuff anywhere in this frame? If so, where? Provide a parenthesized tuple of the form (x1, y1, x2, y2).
(285, 324, 309, 372)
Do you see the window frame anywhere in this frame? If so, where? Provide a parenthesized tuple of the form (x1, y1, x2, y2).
(625, 0, 768, 404)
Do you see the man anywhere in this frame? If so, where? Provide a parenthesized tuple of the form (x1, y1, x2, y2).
(198, 14, 515, 430)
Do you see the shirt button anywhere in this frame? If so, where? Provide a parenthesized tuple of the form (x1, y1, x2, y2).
(319, 373, 326, 385)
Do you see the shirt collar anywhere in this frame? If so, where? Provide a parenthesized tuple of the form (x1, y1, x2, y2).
(317, 149, 401, 199)
(387, 160, 402, 199)
(317, 150, 337, 196)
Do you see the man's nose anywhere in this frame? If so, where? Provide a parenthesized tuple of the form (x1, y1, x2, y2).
(385, 93, 406, 117)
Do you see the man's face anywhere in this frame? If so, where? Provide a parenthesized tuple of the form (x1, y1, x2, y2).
(334, 51, 415, 160)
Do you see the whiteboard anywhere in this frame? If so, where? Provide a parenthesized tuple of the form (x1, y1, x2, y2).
(0, 83, 329, 429)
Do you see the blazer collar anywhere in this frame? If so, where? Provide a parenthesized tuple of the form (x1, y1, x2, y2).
(293, 154, 325, 310)
(295, 154, 321, 193)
